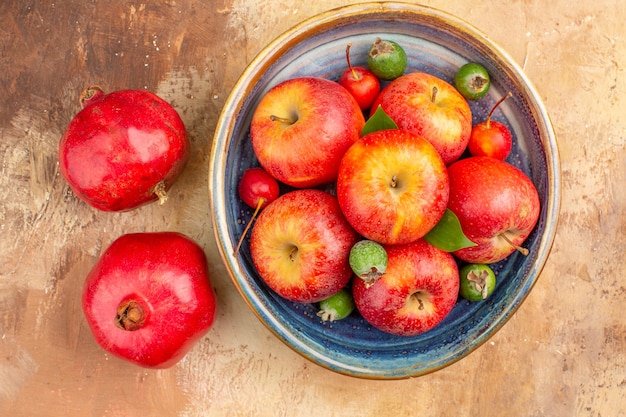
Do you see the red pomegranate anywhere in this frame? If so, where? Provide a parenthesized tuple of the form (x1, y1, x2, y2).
(58, 86, 189, 211)
(82, 232, 217, 368)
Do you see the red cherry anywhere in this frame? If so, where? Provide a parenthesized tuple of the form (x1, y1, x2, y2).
(235, 167, 280, 254)
(338, 43, 381, 111)
(238, 167, 280, 209)
(468, 92, 513, 160)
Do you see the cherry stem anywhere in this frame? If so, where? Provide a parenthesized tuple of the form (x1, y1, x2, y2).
(270, 115, 296, 125)
(345, 42, 359, 80)
(79, 85, 105, 108)
(500, 233, 529, 256)
(234, 197, 266, 256)
(486, 91, 513, 128)
(431, 86, 439, 103)
(115, 300, 145, 331)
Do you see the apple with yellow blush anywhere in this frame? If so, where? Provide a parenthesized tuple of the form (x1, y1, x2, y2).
(250, 77, 365, 188)
(370, 72, 472, 165)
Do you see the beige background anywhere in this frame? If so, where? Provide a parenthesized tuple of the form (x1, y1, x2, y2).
(1, 0, 624, 416)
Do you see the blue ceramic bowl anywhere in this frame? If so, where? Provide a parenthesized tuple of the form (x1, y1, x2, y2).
(209, 2, 560, 379)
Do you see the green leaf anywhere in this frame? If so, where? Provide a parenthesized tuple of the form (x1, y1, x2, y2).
(424, 209, 477, 252)
(361, 105, 398, 136)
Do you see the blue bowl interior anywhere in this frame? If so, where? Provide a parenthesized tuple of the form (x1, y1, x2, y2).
(210, 3, 559, 379)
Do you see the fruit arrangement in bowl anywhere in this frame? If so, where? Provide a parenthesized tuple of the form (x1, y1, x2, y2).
(209, 2, 560, 379)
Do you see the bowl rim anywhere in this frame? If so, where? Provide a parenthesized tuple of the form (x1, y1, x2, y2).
(208, 1, 561, 379)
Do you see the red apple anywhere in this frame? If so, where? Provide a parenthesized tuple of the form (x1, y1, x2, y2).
(249, 189, 359, 303)
(250, 76, 365, 188)
(468, 92, 513, 160)
(338, 43, 381, 110)
(59, 86, 189, 212)
(353, 239, 459, 337)
(370, 72, 472, 165)
(336, 129, 449, 245)
(447, 156, 541, 263)
(82, 232, 217, 368)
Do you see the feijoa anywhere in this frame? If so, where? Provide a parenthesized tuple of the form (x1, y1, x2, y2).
(459, 263, 496, 301)
(317, 288, 355, 322)
(454, 62, 491, 100)
(367, 38, 407, 81)
(349, 240, 388, 287)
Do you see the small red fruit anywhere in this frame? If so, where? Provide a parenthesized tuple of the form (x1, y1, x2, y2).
(59, 86, 189, 212)
(338, 43, 381, 111)
(234, 167, 280, 255)
(468, 92, 513, 160)
(82, 232, 217, 368)
(238, 167, 280, 210)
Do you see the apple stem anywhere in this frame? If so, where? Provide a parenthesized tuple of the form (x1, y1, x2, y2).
(234, 197, 266, 256)
(486, 91, 513, 128)
(288, 246, 298, 262)
(270, 115, 296, 125)
(412, 293, 425, 310)
(500, 233, 530, 256)
(431, 86, 439, 103)
(153, 181, 168, 205)
(345, 42, 360, 80)
(115, 300, 145, 331)
(390, 175, 398, 188)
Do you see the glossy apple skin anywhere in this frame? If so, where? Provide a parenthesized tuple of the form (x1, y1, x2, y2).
(370, 72, 472, 165)
(336, 129, 449, 245)
(82, 232, 217, 369)
(353, 240, 459, 337)
(250, 189, 359, 303)
(447, 156, 540, 263)
(338, 66, 381, 110)
(59, 88, 189, 212)
(468, 120, 513, 160)
(250, 77, 365, 188)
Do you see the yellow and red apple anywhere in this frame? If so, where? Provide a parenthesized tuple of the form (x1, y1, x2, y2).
(250, 76, 365, 188)
(336, 129, 449, 245)
(249, 189, 359, 303)
(352, 239, 459, 337)
(370, 72, 472, 165)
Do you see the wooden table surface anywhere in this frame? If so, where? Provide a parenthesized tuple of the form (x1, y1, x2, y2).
(1, 1, 624, 416)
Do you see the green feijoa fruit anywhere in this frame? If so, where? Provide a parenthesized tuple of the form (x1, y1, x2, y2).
(349, 240, 388, 287)
(317, 288, 355, 322)
(454, 62, 491, 100)
(367, 38, 407, 81)
(459, 263, 496, 301)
